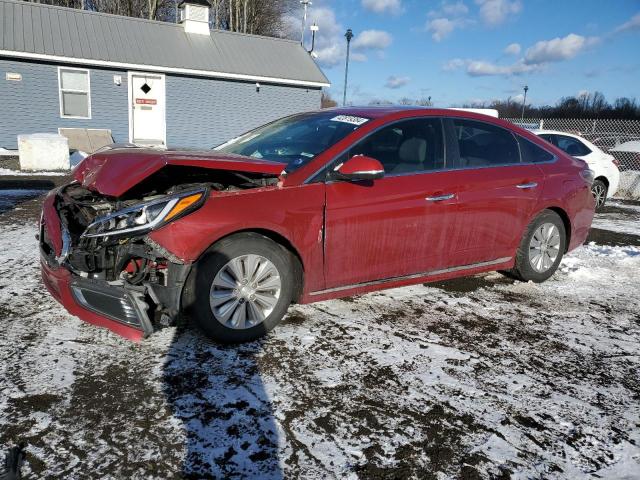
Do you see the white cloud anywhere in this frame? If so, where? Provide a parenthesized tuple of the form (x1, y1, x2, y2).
(511, 93, 525, 103)
(577, 89, 590, 97)
(614, 12, 640, 33)
(504, 42, 521, 55)
(443, 58, 466, 71)
(443, 58, 539, 76)
(283, 7, 373, 68)
(475, 0, 522, 26)
(426, 17, 458, 42)
(385, 75, 410, 89)
(361, 0, 403, 15)
(425, 2, 472, 41)
(524, 33, 599, 65)
(467, 59, 537, 76)
(352, 30, 393, 50)
(440, 1, 469, 16)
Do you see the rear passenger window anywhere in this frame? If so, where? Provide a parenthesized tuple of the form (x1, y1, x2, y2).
(348, 118, 445, 175)
(451, 119, 520, 168)
(555, 135, 591, 156)
(518, 137, 555, 163)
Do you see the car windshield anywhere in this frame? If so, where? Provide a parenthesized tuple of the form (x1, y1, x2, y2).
(213, 112, 370, 172)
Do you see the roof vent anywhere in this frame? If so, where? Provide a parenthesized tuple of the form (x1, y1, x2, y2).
(178, 0, 211, 35)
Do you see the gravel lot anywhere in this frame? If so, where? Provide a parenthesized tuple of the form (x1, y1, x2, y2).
(1, 182, 639, 479)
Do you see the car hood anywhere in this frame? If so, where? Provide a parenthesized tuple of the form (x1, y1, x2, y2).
(74, 147, 286, 197)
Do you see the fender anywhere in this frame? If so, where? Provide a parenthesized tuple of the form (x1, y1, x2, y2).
(148, 183, 327, 293)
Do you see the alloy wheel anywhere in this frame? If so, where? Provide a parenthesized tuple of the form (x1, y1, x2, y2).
(592, 183, 607, 208)
(209, 254, 281, 329)
(528, 223, 561, 273)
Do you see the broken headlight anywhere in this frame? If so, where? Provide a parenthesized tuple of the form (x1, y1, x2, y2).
(81, 189, 207, 239)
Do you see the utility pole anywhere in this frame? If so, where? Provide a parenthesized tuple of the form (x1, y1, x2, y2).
(521, 85, 529, 120)
(300, 0, 312, 46)
(343, 28, 353, 106)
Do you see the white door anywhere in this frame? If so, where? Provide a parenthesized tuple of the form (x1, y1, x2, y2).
(129, 72, 166, 146)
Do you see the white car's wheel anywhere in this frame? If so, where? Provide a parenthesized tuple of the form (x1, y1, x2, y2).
(591, 179, 608, 210)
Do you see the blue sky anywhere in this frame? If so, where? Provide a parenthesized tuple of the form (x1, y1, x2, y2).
(293, 0, 640, 107)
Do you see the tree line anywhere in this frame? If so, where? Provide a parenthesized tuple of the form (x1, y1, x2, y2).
(321, 90, 640, 120)
(459, 92, 640, 120)
(22, 0, 296, 35)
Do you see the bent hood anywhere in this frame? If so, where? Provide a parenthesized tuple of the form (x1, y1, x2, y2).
(74, 148, 286, 197)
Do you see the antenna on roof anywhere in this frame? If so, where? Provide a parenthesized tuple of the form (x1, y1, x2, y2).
(300, 0, 312, 46)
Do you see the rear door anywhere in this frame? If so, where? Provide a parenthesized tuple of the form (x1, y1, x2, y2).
(323, 117, 461, 289)
(444, 118, 548, 265)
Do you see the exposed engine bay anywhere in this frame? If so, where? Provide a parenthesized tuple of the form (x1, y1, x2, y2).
(40, 165, 279, 336)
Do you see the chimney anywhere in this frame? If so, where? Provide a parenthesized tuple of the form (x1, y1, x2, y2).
(178, 0, 211, 35)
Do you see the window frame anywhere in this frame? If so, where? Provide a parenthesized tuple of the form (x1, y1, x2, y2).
(308, 117, 448, 183)
(58, 66, 92, 120)
(554, 134, 592, 156)
(305, 116, 557, 184)
(446, 117, 523, 169)
(344, 117, 447, 178)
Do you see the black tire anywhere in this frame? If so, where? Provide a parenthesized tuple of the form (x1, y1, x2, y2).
(508, 210, 567, 283)
(182, 233, 296, 344)
(591, 179, 608, 211)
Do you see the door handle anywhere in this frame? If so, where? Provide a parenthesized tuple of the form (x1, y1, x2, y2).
(426, 193, 455, 202)
(516, 182, 538, 189)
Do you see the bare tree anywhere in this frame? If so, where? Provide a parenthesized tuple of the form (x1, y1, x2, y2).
(21, 0, 297, 33)
(321, 91, 337, 109)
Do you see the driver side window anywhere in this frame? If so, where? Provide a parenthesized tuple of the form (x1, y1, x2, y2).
(347, 118, 445, 175)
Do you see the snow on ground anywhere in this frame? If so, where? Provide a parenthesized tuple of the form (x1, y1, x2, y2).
(591, 201, 640, 236)
(1, 199, 640, 478)
(0, 168, 68, 176)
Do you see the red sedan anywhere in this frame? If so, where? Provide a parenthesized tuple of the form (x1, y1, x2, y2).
(40, 107, 595, 343)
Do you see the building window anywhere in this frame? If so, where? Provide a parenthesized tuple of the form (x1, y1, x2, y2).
(58, 67, 91, 119)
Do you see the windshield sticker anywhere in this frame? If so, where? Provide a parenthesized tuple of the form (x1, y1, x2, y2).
(330, 115, 369, 126)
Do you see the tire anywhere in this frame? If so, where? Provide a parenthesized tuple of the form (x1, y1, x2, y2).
(182, 233, 296, 344)
(508, 210, 567, 283)
(591, 179, 608, 211)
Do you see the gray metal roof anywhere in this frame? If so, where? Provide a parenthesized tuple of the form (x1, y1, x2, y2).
(0, 0, 329, 87)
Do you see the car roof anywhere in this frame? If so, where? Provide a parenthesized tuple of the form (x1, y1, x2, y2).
(321, 106, 507, 121)
(322, 106, 431, 119)
(531, 129, 575, 136)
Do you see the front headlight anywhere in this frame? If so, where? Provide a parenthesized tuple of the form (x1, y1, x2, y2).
(82, 188, 207, 239)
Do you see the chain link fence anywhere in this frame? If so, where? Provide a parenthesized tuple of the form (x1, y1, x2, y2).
(504, 118, 640, 198)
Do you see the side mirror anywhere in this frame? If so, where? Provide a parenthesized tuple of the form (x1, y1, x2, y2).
(334, 155, 385, 181)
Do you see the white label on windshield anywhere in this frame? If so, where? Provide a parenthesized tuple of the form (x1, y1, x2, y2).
(330, 115, 369, 126)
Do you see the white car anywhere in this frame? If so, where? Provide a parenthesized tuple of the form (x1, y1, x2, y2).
(533, 130, 620, 210)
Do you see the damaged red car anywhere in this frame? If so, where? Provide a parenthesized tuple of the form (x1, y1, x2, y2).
(40, 107, 595, 343)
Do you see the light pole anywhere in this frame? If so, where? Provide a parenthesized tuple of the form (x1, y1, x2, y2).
(343, 28, 353, 106)
(300, 0, 312, 46)
(521, 85, 529, 120)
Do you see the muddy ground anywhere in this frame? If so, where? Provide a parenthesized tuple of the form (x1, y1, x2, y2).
(0, 183, 639, 479)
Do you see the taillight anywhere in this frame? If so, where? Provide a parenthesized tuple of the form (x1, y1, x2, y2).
(580, 169, 595, 185)
(611, 158, 620, 168)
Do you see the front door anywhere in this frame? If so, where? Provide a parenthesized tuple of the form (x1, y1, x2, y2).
(129, 72, 166, 146)
(324, 117, 461, 289)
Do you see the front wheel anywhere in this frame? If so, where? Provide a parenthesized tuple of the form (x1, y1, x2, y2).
(183, 233, 295, 343)
(508, 210, 567, 283)
(591, 179, 608, 211)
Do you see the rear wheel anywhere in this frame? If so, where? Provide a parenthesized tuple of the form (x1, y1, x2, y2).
(183, 233, 295, 343)
(591, 179, 608, 211)
(508, 210, 566, 283)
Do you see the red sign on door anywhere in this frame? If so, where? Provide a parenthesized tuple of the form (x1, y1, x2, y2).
(135, 98, 157, 105)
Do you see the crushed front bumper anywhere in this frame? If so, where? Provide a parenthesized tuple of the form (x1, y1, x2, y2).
(40, 189, 191, 341)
